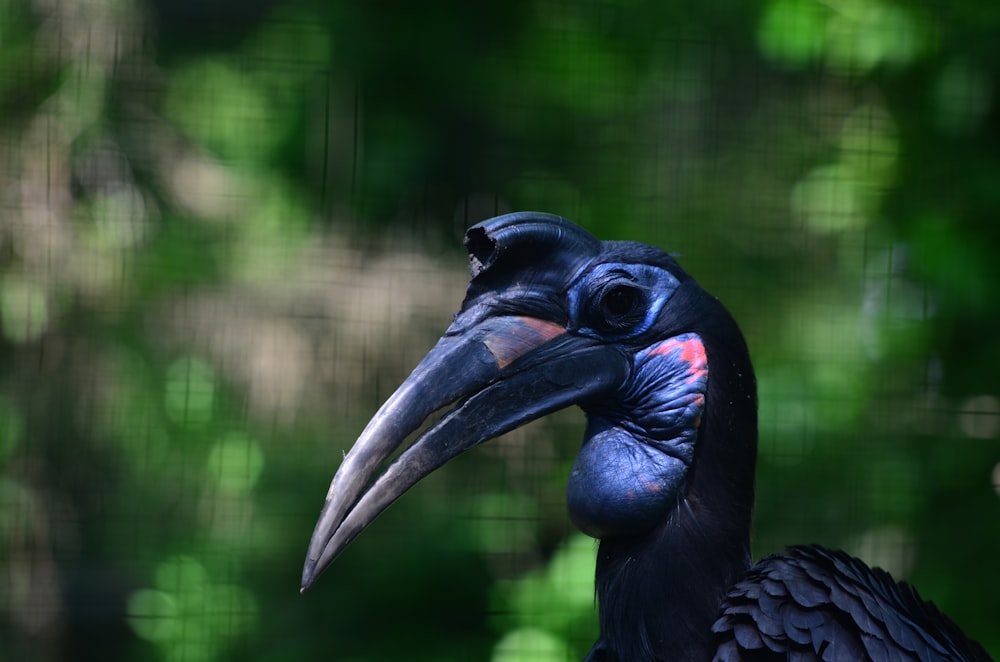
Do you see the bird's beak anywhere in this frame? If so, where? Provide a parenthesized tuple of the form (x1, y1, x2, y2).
(301, 315, 627, 590)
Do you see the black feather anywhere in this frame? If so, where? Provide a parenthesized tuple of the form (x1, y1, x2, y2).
(712, 545, 992, 661)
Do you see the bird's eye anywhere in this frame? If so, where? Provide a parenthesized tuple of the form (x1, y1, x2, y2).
(587, 281, 646, 334)
(602, 285, 637, 317)
(569, 263, 677, 340)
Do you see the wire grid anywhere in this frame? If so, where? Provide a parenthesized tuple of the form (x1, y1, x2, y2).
(0, 1, 997, 660)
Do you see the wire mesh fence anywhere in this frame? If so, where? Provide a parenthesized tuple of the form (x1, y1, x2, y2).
(1, 0, 998, 660)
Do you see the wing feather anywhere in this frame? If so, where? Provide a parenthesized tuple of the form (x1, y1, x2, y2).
(711, 545, 991, 661)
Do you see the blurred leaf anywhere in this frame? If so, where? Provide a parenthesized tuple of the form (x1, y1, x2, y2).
(758, 0, 828, 67)
(127, 589, 178, 643)
(205, 432, 264, 494)
(492, 628, 571, 662)
(0, 275, 49, 343)
(165, 357, 216, 428)
(165, 58, 286, 163)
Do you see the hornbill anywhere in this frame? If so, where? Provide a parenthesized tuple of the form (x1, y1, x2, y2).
(301, 212, 990, 661)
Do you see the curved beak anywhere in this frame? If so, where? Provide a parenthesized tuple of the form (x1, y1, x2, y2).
(301, 315, 627, 591)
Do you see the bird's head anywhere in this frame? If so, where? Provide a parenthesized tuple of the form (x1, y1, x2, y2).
(302, 212, 756, 590)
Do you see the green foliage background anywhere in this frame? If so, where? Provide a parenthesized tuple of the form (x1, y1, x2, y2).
(1, 0, 998, 659)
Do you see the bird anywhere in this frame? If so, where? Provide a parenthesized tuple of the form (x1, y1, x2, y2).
(301, 212, 990, 661)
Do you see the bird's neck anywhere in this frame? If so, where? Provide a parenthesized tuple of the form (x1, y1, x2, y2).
(594, 490, 752, 660)
(594, 310, 758, 661)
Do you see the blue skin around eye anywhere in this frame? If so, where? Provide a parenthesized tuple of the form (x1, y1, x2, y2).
(567, 333, 708, 538)
(567, 263, 680, 341)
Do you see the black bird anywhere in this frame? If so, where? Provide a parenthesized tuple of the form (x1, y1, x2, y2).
(302, 213, 989, 661)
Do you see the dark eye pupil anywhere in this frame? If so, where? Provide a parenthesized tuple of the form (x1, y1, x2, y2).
(602, 285, 636, 316)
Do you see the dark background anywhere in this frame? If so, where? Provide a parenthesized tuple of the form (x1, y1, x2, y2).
(1, 0, 998, 659)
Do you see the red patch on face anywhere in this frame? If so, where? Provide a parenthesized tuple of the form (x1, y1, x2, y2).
(648, 335, 708, 385)
(484, 317, 565, 369)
